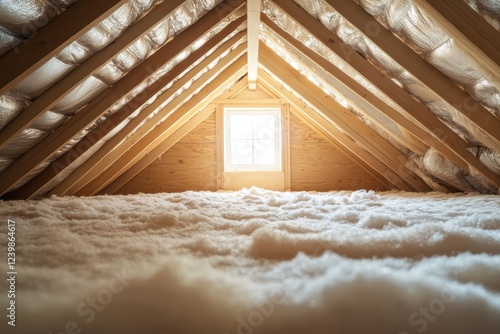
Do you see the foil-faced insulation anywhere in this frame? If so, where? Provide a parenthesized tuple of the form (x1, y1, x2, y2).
(0, 128, 47, 158)
(404, 158, 448, 192)
(6, 0, 230, 193)
(0, 157, 14, 174)
(463, 0, 500, 31)
(416, 148, 476, 192)
(260, 25, 413, 158)
(0, 92, 30, 130)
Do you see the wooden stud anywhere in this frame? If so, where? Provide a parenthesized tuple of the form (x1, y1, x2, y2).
(216, 104, 224, 190)
(4, 21, 246, 200)
(323, 0, 500, 151)
(261, 15, 500, 188)
(0, 0, 126, 96)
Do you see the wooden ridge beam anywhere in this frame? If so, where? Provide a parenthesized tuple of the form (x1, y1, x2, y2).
(3, 20, 246, 200)
(323, 0, 500, 151)
(258, 70, 401, 191)
(76, 56, 247, 196)
(0, 1, 245, 197)
(0, 0, 126, 96)
(261, 15, 500, 188)
(259, 44, 430, 191)
(0, 0, 188, 152)
(247, 0, 262, 89)
(103, 105, 217, 195)
(48, 41, 247, 197)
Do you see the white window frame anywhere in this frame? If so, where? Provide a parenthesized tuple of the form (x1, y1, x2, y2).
(224, 107, 282, 172)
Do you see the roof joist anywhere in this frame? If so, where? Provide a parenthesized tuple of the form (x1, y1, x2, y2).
(259, 44, 431, 192)
(261, 14, 500, 189)
(0, 0, 127, 96)
(48, 36, 247, 197)
(5, 19, 247, 200)
(325, 0, 500, 152)
(0, 0, 188, 152)
(76, 55, 247, 196)
(102, 104, 218, 195)
(257, 70, 405, 191)
(0, 0, 245, 197)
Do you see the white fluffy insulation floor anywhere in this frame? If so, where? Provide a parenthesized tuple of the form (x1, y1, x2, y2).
(1, 187, 500, 334)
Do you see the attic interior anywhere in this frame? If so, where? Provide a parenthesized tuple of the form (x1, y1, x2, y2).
(0, 0, 499, 333)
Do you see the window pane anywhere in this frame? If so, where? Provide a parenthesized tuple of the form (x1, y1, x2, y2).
(230, 139, 253, 165)
(253, 114, 276, 139)
(230, 114, 253, 139)
(254, 139, 276, 165)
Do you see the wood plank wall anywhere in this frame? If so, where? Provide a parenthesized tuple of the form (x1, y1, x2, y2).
(117, 111, 389, 194)
(116, 113, 218, 194)
(289, 113, 389, 191)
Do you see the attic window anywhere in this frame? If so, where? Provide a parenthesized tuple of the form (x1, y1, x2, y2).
(224, 107, 282, 172)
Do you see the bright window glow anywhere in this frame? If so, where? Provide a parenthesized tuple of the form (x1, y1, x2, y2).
(224, 107, 282, 171)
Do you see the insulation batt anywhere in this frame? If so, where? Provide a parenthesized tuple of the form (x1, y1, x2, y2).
(1, 188, 500, 334)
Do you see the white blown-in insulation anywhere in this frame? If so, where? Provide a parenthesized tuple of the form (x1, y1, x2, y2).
(1, 189, 500, 333)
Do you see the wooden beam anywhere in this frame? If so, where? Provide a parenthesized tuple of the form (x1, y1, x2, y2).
(77, 57, 247, 196)
(0, 0, 188, 152)
(247, 0, 262, 90)
(259, 44, 430, 191)
(324, 0, 500, 151)
(258, 70, 400, 191)
(0, 0, 126, 96)
(416, 0, 500, 67)
(261, 15, 500, 188)
(0, 1, 245, 197)
(3, 20, 246, 200)
(103, 105, 217, 195)
(261, 16, 428, 155)
(49, 42, 247, 197)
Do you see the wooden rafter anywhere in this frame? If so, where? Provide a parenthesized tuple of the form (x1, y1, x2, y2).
(259, 43, 431, 191)
(76, 56, 247, 196)
(324, 0, 500, 151)
(261, 16, 429, 155)
(0, 0, 189, 152)
(258, 70, 401, 191)
(102, 105, 218, 195)
(0, 0, 245, 197)
(0, 0, 127, 96)
(261, 15, 500, 188)
(3, 19, 246, 200)
(247, 0, 262, 90)
(415, 0, 500, 68)
(49, 39, 247, 197)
